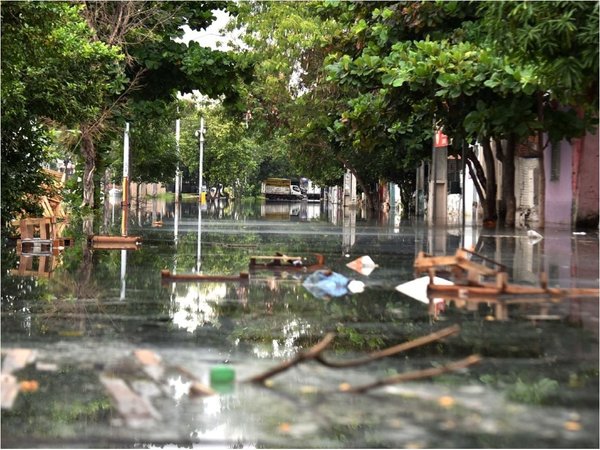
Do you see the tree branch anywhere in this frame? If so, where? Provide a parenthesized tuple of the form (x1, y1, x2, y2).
(345, 354, 482, 394)
(315, 325, 460, 368)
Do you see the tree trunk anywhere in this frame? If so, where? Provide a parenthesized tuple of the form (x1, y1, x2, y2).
(102, 168, 111, 233)
(340, 159, 372, 211)
(465, 147, 487, 220)
(503, 134, 516, 227)
(536, 92, 546, 228)
(81, 132, 96, 209)
(481, 137, 497, 224)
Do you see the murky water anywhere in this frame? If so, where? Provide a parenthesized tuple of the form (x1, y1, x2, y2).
(2, 198, 598, 448)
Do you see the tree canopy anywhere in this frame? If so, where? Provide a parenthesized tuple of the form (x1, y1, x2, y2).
(1, 1, 598, 229)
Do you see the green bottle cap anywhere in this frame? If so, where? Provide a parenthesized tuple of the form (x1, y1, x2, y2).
(210, 365, 235, 384)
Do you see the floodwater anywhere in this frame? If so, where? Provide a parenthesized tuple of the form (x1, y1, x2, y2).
(2, 198, 598, 448)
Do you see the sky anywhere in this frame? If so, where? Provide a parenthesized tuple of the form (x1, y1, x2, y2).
(179, 9, 238, 50)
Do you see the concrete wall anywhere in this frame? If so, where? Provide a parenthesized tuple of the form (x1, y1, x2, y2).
(515, 157, 540, 227)
(573, 128, 599, 227)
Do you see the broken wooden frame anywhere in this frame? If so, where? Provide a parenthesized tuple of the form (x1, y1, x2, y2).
(245, 325, 481, 393)
(160, 253, 326, 285)
(11, 217, 74, 278)
(426, 294, 574, 321)
(415, 248, 599, 299)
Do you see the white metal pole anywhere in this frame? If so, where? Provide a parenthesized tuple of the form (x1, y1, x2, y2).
(196, 198, 202, 273)
(121, 122, 130, 236)
(175, 118, 181, 202)
(199, 117, 205, 202)
(120, 249, 127, 301)
(196, 117, 205, 273)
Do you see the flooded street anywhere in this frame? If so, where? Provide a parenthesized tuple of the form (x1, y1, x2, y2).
(2, 199, 598, 448)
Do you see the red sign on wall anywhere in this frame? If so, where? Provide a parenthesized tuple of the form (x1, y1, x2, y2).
(434, 129, 449, 148)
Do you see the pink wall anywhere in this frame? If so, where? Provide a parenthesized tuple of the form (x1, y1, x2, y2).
(545, 139, 573, 225)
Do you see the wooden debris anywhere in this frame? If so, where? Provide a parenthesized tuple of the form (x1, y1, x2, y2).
(100, 375, 161, 428)
(345, 354, 482, 394)
(89, 235, 141, 250)
(174, 365, 215, 397)
(189, 381, 216, 397)
(249, 253, 326, 273)
(1, 373, 20, 409)
(415, 248, 599, 299)
(315, 325, 460, 368)
(133, 349, 164, 382)
(246, 333, 336, 384)
(2, 349, 36, 375)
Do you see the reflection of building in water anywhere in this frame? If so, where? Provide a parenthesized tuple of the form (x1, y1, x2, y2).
(260, 202, 322, 221)
(342, 207, 356, 254)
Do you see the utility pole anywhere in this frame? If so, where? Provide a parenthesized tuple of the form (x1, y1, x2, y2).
(198, 117, 205, 204)
(196, 117, 205, 273)
(175, 116, 181, 203)
(121, 122, 130, 237)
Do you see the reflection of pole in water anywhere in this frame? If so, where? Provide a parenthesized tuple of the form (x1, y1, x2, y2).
(196, 117, 205, 274)
(174, 202, 180, 246)
(173, 202, 180, 277)
(196, 202, 202, 273)
(120, 249, 127, 301)
(342, 207, 356, 254)
(175, 116, 181, 203)
(198, 117, 205, 203)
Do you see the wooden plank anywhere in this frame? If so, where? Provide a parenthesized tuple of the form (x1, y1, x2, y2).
(2, 349, 36, 375)
(455, 260, 499, 277)
(100, 375, 161, 428)
(90, 235, 141, 244)
(91, 242, 139, 251)
(133, 349, 164, 382)
(250, 255, 302, 261)
(1, 373, 19, 410)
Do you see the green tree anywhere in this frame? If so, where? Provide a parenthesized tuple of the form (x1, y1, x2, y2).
(1, 2, 124, 228)
(477, 0, 599, 227)
(227, 1, 347, 191)
(323, 1, 598, 225)
(72, 1, 250, 209)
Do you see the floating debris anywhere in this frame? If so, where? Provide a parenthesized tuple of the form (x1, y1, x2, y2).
(88, 235, 142, 250)
(346, 255, 378, 276)
(527, 229, 543, 245)
(396, 276, 453, 304)
(100, 375, 162, 429)
(244, 325, 477, 394)
(1, 374, 19, 409)
(303, 270, 361, 298)
(249, 253, 326, 273)
(414, 248, 599, 299)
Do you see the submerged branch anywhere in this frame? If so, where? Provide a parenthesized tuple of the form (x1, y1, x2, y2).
(315, 325, 460, 368)
(245, 333, 336, 384)
(245, 325, 462, 384)
(345, 354, 482, 394)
